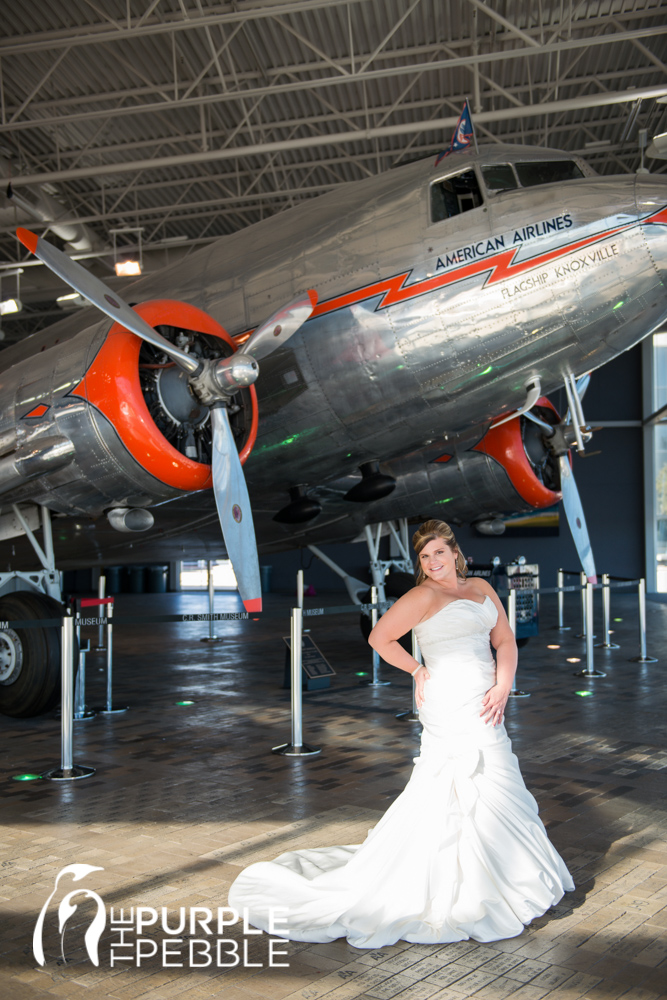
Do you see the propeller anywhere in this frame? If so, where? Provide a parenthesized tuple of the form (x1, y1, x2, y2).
(557, 453, 596, 581)
(17, 227, 318, 612)
(523, 372, 596, 582)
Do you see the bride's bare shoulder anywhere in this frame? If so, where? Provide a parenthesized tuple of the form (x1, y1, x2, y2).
(390, 582, 439, 616)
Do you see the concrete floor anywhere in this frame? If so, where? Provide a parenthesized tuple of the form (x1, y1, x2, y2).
(1, 589, 666, 1000)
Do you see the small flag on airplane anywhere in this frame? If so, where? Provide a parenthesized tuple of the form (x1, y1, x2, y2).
(435, 100, 476, 165)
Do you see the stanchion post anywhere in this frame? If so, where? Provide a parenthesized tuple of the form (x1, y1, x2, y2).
(42, 610, 95, 781)
(74, 612, 95, 721)
(359, 586, 391, 687)
(396, 631, 420, 721)
(554, 569, 570, 631)
(574, 582, 605, 677)
(576, 571, 587, 638)
(95, 574, 106, 650)
(200, 560, 223, 642)
(507, 586, 530, 698)
(272, 606, 321, 756)
(630, 578, 658, 663)
(292, 606, 303, 747)
(98, 600, 128, 714)
(371, 586, 380, 684)
(595, 574, 619, 649)
(62, 612, 73, 770)
(106, 602, 113, 710)
(297, 569, 304, 610)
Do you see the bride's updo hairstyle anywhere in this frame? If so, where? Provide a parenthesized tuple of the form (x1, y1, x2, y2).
(413, 519, 467, 586)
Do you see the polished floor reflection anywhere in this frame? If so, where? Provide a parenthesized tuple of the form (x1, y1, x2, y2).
(1, 590, 666, 1000)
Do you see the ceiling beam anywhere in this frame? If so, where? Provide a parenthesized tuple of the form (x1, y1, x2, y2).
(0, 0, 659, 58)
(2, 24, 667, 136)
(17, 63, 657, 168)
(8, 84, 667, 188)
(0, 0, 372, 56)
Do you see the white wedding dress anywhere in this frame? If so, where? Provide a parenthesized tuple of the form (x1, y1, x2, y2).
(228, 595, 574, 948)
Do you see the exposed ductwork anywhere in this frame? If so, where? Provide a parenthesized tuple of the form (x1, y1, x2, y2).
(1, 157, 102, 254)
(5, 182, 99, 253)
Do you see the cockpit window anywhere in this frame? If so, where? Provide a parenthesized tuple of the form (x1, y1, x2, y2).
(481, 164, 518, 191)
(431, 169, 483, 223)
(515, 160, 584, 187)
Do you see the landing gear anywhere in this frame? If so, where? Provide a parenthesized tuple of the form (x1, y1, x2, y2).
(307, 518, 415, 649)
(0, 504, 69, 719)
(0, 591, 65, 718)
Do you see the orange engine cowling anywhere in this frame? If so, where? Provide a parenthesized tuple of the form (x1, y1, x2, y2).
(72, 299, 258, 492)
(473, 397, 563, 508)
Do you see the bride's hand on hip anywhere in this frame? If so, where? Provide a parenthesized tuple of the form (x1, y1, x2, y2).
(480, 684, 510, 726)
(414, 667, 430, 709)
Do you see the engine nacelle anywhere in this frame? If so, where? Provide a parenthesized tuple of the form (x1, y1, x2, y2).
(0, 300, 257, 517)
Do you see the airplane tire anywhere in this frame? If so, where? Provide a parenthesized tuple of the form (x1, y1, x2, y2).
(0, 592, 66, 718)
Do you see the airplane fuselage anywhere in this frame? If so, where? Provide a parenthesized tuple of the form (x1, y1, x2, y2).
(1, 143, 666, 558)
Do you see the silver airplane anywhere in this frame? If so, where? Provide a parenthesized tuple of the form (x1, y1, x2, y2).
(1, 141, 666, 717)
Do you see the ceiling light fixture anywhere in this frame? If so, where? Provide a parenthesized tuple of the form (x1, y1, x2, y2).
(56, 291, 88, 309)
(110, 226, 144, 277)
(0, 298, 22, 315)
(114, 259, 141, 277)
(646, 131, 667, 160)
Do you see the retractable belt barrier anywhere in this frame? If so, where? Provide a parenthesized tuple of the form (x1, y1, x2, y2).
(0, 583, 640, 631)
(6, 580, 655, 777)
(80, 597, 126, 716)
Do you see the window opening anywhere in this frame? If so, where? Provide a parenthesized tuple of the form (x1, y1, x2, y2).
(481, 164, 518, 192)
(180, 559, 238, 590)
(431, 169, 483, 223)
(515, 161, 584, 188)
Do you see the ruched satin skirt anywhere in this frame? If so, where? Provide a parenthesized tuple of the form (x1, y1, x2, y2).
(227, 728, 574, 948)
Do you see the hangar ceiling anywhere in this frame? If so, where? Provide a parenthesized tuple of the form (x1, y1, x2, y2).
(0, 0, 666, 343)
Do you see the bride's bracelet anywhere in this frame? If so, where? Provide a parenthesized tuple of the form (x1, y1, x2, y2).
(411, 664, 423, 677)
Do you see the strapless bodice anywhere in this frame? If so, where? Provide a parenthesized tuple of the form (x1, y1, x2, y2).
(413, 594, 505, 752)
(413, 594, 498, 662)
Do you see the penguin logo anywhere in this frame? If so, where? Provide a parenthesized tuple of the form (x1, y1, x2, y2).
(34, 864, 106, 966)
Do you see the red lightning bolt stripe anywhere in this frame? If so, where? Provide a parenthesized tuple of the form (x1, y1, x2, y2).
(310, 203, 667, 320)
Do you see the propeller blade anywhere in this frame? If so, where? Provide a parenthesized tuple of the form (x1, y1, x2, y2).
(575, 372, 591, 402)
(210, 405, 262, 613)
(558, 454, 597, 583)
(243, 290, 318, 361)
(15, 228, 199, 375)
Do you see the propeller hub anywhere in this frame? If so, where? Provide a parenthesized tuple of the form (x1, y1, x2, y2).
(543, 423, 569, 458)
(214, 353, 259, 391)
(189, 353, 259, 406)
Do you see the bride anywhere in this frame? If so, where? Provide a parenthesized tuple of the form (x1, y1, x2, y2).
(228, 519, 574, 948)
